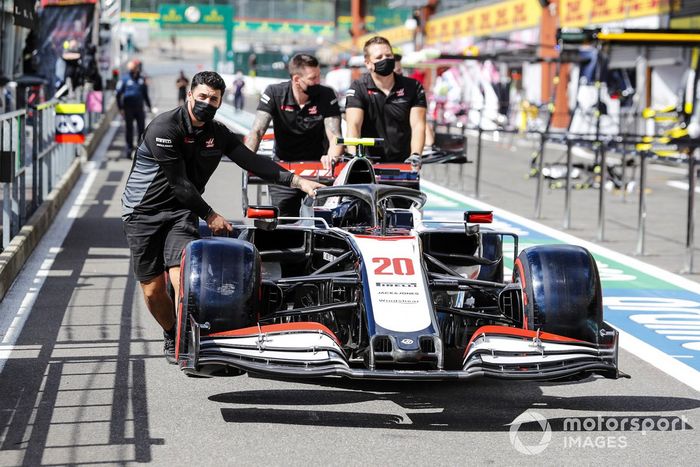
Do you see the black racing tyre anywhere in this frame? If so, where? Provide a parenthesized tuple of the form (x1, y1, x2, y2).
(513, 245, 603, 343)
(177, 238, 261, 355)
(477, 231, 503, 283)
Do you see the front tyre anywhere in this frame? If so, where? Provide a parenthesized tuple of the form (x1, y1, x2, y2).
(177, 238, 261, 358)
(513, 245, 603, 343)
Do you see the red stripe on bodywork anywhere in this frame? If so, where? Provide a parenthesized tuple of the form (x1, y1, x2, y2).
(174, 252, 188, 360)
(514, 257, 528, 329)
(374, 163, 412, 170)
(208, 322, 342, 346)
(463, 325, 585, 357)
(353, 235, 415, 240)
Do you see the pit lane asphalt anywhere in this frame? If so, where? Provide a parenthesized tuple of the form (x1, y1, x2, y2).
(0, 56, 698, 465)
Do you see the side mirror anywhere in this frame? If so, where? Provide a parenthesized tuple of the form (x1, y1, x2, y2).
(465, 211, 493, 223)
(247, 205, 279, 230)
(247, 206, 279, 219)
(464, 210, 493, 235)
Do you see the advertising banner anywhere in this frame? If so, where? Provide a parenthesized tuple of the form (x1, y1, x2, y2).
(13, 0, 37, 30)
(40, 0, 96, 6)
(559, 0, 671, 28)
(158, 4, 232, 28)
(37, 4, 95, 97)
(426, 0, 542, 45)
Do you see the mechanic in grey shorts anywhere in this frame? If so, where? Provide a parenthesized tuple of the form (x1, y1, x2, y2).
(244, 53, 345, 218)
(121, 71, 322, 363)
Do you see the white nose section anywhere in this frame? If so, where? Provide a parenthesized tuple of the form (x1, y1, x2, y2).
(354, 235, 431, 333)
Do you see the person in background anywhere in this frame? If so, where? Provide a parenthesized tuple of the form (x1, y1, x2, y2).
(345, 36, 427, 169)
(116, 59, 152, 158)
(233, 71, 245, 111)
(247, 52, 257, 77)
(244, 53, 344, 218)
(176, 71, 188, 106)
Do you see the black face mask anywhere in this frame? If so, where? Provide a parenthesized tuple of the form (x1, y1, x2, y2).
(302, 83, 321, 98)
(191, 99, 218, 122)
(373, 58, 395, 76)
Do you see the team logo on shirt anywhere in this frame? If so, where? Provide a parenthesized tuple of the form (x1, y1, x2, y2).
(281, 105, 295, 112)
(308, 105, 318, 115)
(368, 90, 378, 96)
(184, 137, 195, 144)
(205, 138, 215, 148)
(155, 136, 173, 148)
(396, 88, 405, 97)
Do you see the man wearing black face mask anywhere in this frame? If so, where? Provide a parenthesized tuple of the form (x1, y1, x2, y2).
(116, 59, 152, 159)
(245, 53, 344, 217)
(346, 36, 427, 168)
(122, 71, 323, 363)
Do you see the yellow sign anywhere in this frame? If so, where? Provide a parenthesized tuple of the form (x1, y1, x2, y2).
(670, 14, 700, 29)
(161, 8, 183, 23)
(426, 0, 542, 45)
(559, 0, 671, 28)
(56, 103, 86, 114)
(203, 9, 225, 24)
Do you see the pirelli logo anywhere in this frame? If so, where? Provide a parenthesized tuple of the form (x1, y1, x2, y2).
(156, 137, 172, 144)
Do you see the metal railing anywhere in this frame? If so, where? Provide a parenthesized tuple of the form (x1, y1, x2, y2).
(0, 101, 78, 250)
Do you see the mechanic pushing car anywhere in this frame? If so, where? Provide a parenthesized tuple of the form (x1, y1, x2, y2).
(345, 36, 427, 169)
(244, 53, 345, 218)
(121, 71, 323, 363)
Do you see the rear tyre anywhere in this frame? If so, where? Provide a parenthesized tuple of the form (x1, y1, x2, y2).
(177, 238, 261, 356)
(513, 245, 602, 343)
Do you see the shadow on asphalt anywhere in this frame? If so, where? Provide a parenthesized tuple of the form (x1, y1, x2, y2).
(210, 381, 700, 432)
(0, 158, 163, 463)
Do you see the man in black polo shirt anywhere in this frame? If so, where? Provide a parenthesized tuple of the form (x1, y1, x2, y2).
(345, 36, 427, 167)
(122, 71, 322, 363)
(245, 53, 344, 217)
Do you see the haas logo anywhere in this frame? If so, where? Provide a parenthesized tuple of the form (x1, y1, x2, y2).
(308, 105, 318, 115)
(396, 88, 405, 97)
(205, 138, 215, 148)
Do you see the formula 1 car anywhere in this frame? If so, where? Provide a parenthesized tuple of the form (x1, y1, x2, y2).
(174, 143, 621, 381)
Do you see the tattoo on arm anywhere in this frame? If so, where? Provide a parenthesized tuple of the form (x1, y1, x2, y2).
(324, 116, 342, 139)
(244, 111, 272, 152)
(324, 116, 344, 156)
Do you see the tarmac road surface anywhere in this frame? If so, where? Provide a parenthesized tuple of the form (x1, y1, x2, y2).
(0, 54, 698, 465)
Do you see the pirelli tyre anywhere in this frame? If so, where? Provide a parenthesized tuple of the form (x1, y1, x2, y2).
(177, 238, 261, 356)
(513, 244, 603, 343)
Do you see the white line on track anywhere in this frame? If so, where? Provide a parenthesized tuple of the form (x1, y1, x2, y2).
(667, 180, 700, 193)
(422, 179, 700, 392)
(0, 121, 118, 374)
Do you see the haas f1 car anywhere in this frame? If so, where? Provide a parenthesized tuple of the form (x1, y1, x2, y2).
(175, 152, 621, 382)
